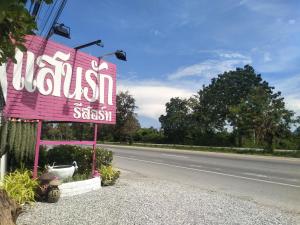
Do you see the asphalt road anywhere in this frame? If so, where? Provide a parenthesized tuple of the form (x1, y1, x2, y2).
(100, 144, 300, 212)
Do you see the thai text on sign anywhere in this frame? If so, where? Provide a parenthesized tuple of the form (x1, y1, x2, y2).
(0, 35, 116, 124)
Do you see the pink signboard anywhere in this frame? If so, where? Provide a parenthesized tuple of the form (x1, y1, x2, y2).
(0, 35, 116, 124)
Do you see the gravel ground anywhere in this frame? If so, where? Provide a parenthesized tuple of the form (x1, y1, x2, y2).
(17, 170, 300, 225)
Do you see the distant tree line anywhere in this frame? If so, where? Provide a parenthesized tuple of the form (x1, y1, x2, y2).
(41, 65, 300, 151)
(42, 91, 143, 143)
(159, 65, 300, 151)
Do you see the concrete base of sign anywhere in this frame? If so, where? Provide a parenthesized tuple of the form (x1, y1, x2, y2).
(60, 177, 101, 197)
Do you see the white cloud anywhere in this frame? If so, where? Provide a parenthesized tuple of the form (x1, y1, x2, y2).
(288, 19, 296, 25)
(285, 95, 300, 116)
(168, 52, 251, 80)
(218, 52, 249, 59)
(257, 46, 300, 73)
(150, 29, 164, 37)
(263, 52, 272, 62)
(239, 0, 290, 16)
(272, 75, 300, 116)
(117, 81, 194, 119)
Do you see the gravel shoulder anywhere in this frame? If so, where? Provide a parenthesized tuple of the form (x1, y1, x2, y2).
(17, 170, 300, 225)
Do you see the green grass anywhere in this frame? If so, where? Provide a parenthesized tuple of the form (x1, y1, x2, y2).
(99, 142, 300, 158)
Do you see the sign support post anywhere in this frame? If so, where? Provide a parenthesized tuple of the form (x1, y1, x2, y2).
(33, 120, 42, 179)
(92, 123, 98, 175)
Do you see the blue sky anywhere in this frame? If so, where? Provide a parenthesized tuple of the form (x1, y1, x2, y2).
(36, 0, 300, 128)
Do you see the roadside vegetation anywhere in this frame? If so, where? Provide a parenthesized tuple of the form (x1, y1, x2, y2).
(101, 142, 300, 158)
(40, 66, 300, 155)
(40, 145, 120, 184)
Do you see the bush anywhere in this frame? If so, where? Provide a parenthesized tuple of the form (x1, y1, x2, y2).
(1, 170, 38, 205)
(45, 145, 113, 175)
(100, 165, 120, 186)
(95, 148, 113, 167)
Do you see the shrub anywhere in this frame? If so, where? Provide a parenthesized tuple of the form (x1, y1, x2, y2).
(100, 165, 120, 186)
(1, 170, 38, 205)
(46, 145, 114, 175)
(95, 148, 113, 167)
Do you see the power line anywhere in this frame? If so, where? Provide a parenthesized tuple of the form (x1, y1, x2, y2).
(39, 0, 59, 36)
(46, 0, 68, 39)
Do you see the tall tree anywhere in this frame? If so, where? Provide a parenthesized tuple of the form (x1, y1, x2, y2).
(229, 86, 295, 150)
(100, 91, 140, 142)
(193, 65, 264, 132)
(193, 65, 296, 150)
(115, 91, 140, 142)
(159, 97, 193, 144)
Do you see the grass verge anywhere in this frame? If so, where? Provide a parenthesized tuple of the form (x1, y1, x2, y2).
(98, 142, 300, 158)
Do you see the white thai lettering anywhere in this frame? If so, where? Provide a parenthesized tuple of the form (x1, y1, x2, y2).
(98, 108, 105, 120)
(105, 111, 112, 121)
(84, 69, 98, 102)
(12, 49, 25, 91)
(36, 67, 54, 95)
(73, 103, 82, 119)
(72, 103, 113, 122)
(99, 74, 113, 105)
(24, 51, 37, 92)
(1, 49, 115, 107)
(0, 63, 7, 102)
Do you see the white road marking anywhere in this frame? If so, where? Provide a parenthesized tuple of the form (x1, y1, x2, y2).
(190, 164, 203, 168)
(116, 156, 300, 188)
(243, 172, 268, 178)
(244, 173, 300, 183)
(162, 154, 189, 159)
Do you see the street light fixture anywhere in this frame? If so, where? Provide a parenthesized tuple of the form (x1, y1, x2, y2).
(52, 23, 71, 39)
(74, 40, 104, 50)
(98, 50, 127, 61)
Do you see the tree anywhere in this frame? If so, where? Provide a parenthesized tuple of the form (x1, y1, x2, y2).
(159, 97, 193, 144)
(193, 65, 264, 132)
(134, 127, 164, 143)
(193, 65, 296, 150)
(112, 91, 140, 142)
(0, 0, 52, 65)
(230, 86, 295, 150)
(119, 115, 140, 144)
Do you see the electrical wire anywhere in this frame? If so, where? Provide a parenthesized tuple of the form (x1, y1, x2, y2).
(46, 0, 68, 39)
(39, 0, 59, 36)
(35, 1, 44, 23)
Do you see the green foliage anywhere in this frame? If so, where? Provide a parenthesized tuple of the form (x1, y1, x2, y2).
(0, 120, 37, 170)
(42, 122, 78, 140)
(0, 119, 8, 157)
(46, 145, 113, 175)
(71, 123, 94, 141)
(95, 147, 113, 166)
(100, 165, 120, 186)
(159, 97, 193, 144)
(41, 92, 140, 145)
(0, 0, 52, 65)
(115, 91, 140, 142)
(1, 169, 38, 205)
(99, 91, 140, 143)
(158, 65, 298, 151)
(134, 127, 164, 143)
(112, 142, 300, 158)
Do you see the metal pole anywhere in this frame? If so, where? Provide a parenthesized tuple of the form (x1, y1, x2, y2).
(92, 123, 98, 175)
(33, 120, 42, 179)
(74, 40, 103, 50)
